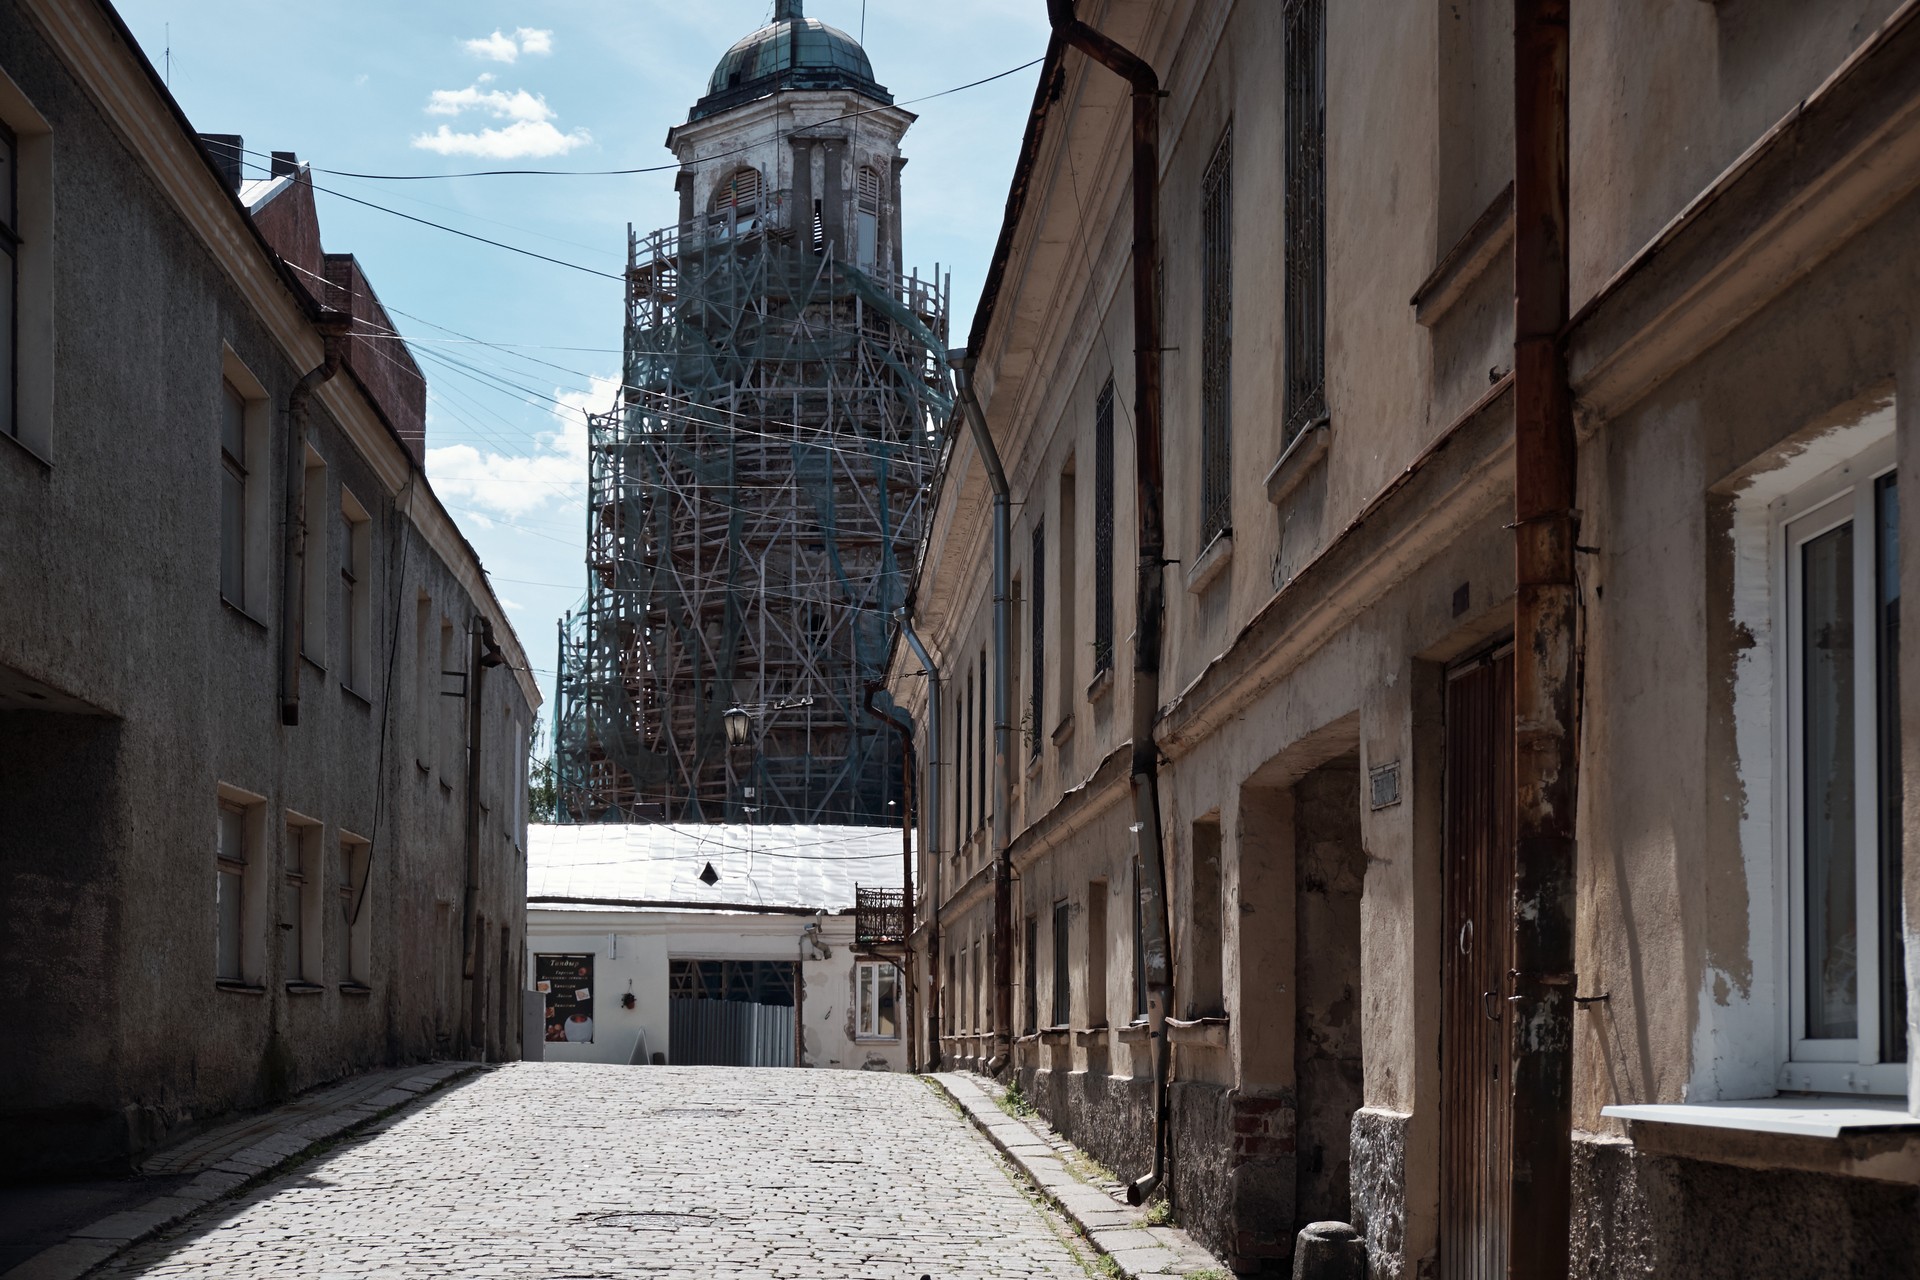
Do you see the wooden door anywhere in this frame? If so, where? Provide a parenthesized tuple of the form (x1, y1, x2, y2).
(1441, 645, 1513, 1279)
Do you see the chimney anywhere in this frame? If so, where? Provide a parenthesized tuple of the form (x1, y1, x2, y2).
(271, 151, 299, 178)
(199, 133, 244, 192)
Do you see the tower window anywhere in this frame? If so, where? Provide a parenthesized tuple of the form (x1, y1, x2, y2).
(856, 166, 883, 268)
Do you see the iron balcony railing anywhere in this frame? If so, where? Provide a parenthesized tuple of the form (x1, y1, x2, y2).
(855, 886, 910, 948)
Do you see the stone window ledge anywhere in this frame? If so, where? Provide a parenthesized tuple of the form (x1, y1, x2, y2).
(1601, 1097, 1920, 1139)
(215, 980, 266, 995)
(286, 981, 326, 996)
(1085, 665, 1114, 703)
(1115, 1020, 1151, 1044)
(1264, 417, 1331, 507)
(339, 982, 373, 997)
(1072, 1025, 1108, 1046)
(1038, 1026, 1071, 1044)
(1165, 1015, 1229, 1048)
(1184, 531, 1233, 595)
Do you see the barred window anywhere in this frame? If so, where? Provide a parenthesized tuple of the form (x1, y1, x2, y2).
(1093, 379, 1115, 675)
(1284, 0, 1327, 441)
(1030, 523, 1045, 758)
(1200, 126, 1233, 545)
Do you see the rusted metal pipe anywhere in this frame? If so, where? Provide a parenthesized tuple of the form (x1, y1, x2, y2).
(897, 606, 943, 1069)
(953, 355, 1015, 1076)
(278, 317, 351, 727)
(1509, 1, 1578, 1274)
(1046, 0, 1172, 1207)
(462, 615, 505, 1055)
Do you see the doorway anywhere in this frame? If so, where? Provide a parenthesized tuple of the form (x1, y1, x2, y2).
(1441, 644, 1513, 1279)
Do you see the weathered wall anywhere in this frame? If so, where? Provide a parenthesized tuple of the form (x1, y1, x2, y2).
(0, 0, 534, 1176)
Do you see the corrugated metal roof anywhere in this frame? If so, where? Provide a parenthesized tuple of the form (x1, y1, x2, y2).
(527, 824, 906, 913)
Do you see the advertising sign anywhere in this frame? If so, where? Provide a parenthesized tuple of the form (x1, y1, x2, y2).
(536, 953, 594, 1043)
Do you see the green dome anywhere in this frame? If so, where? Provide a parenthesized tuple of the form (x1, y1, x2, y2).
(692, 4, 892, 122)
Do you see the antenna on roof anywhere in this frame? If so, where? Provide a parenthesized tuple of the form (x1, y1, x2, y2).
(164, 23, 171, 86)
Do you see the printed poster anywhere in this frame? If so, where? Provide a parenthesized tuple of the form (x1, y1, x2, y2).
(536, 953, 594, 1043)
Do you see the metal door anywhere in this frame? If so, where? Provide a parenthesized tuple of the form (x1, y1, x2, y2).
(1441, 645, 1513, 1279)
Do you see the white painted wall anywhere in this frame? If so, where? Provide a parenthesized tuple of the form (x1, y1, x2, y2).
(525, 907, 908, 1072)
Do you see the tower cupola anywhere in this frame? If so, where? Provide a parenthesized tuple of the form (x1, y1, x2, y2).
(691, 1, 892, 122)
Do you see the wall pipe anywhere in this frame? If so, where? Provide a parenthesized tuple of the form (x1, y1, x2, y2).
(462, 614, 506, 1056)
(862, 679, 920, 1074)
(952, 354, 1015, 1076)
(1046, 0, 1173, 1207)
(278, 317, 350, 727)
(896, 605, 943, 1069)
(1509, 1, 1579, 1275)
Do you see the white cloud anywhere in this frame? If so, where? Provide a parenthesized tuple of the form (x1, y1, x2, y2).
(463, 27, 553, 62)
(427, 374, 617, 522)
(414, 81, 588, 159)
(412, 120, 591, 159)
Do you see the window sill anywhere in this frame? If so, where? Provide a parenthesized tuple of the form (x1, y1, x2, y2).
(215, 980, 266, 996)
(220, 597, 270, 632)
(341, 684, 372, 709)
(285, 981, 326, 996)
(853, 1035, 901, 1045)
(1264, 417, 1331, 507)
(1051, 714, 1074, 747)
(339, 982, 373, 997)
(1165, 1014, 1229, 1048)
(1115, 1020, 1151, 1044)
(1, 427, 54, 471)
(1601, 1097, 1920, 1139)
(1085, 665, 1114, 703)
(1038, 1026, 1071, 1044)
(1072, 1025, 1109, 1046)
(1025, 752, 1042, 781)
(1184, 530, 1233, 595)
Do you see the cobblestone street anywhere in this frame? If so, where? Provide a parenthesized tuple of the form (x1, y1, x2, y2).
(96, 1065, 1096, 1280)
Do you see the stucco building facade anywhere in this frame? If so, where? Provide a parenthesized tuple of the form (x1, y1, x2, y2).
(889, 1, 1920, 1274)
(0, 0, 537, 1177)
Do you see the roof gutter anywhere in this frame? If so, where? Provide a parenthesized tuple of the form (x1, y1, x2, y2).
(1046, 0, 1173, 1209)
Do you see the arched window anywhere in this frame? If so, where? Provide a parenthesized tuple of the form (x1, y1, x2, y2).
(855, 165, 883, 267)
(710, 167, 763, 230)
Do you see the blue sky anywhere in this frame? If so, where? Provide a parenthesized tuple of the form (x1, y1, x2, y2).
(113, 0, 1048, 740)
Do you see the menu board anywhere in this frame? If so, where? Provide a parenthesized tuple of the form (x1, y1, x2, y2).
(535, 953, 594, 1043)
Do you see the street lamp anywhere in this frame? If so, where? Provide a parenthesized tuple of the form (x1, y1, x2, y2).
(723, 704, 752, 747)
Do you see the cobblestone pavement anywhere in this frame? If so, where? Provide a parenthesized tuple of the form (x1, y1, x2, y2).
(98, 1065, 1096, 1280)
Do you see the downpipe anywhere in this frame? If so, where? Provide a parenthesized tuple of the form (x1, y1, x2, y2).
(1047, 0, 1173, 1207)
(1509, 2, 1579, 1275)
(462, 616, 506, 1055)
(863, 679, 920, 1074)
(278, 318, 351, 727)
(953, 353, 1015, 1077)
(897, 606, 944, 1070)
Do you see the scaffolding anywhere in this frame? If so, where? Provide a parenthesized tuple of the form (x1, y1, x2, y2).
(554, 194, 950, 825)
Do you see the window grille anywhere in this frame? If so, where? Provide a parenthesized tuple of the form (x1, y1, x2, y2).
(1284, 0, 1328, 442)
(1200, 126, 1234, 544)
(1030, 523, 1045, 758)
(1093, 379, 1115, 675)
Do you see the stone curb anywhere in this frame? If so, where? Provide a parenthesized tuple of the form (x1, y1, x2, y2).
(1, 1063, 483, 1280)
(929, 1072, 1228, 1280)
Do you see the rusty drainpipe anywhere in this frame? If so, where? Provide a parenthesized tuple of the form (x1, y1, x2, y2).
(863, 679, 921, 1074)
(897, 605, 943, 1069)
(1046, 0, 1173, 1206)
(1509, 1, 1578, 1275)
(462, 615, 506, 1054)
(952, 354, 1014, 1077)
(279, 315, 352, 726)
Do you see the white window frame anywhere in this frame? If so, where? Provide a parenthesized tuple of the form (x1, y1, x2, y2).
(218, 349, 271, 618)
(339, 487, 372, 695)
(215, 785, 267, 987)
(301, 447, 328, 666)
(1774, 433, 1902, 1095)
(283, 816, 324, 990)
(338, 832, 373, 988)
(855, 960, 900, 1041)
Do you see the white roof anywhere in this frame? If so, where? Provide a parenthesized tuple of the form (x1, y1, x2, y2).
(527, 823, 906, 913)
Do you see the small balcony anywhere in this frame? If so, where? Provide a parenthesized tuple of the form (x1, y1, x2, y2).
(854, 887, 909, 949)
